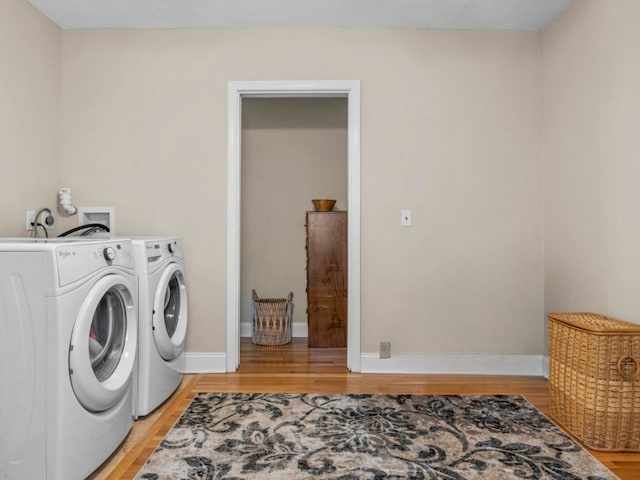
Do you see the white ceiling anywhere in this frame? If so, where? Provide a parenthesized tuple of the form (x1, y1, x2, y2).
(26, 0, 574, 31)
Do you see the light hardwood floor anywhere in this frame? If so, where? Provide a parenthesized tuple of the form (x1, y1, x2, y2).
(92, 338, 640, 480)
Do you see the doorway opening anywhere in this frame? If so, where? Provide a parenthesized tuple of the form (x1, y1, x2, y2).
(240, 97, 347, 369)
(226, 80, 361, 372)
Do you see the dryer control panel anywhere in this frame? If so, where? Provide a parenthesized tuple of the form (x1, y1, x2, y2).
(56, 241, 133, 287)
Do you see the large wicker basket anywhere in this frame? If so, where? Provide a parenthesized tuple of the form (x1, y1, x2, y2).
(548, 312, 640, 451)
(251, 290, 293, 346)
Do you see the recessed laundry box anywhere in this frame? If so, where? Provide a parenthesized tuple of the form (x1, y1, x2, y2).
(548, 312, 640, 451)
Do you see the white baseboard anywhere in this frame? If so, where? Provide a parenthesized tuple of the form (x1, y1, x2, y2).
(361, 354, 547, 376)
(182, 352, 227, 373)
(240, 322, 308, 338)
(182, 351, 549, 377)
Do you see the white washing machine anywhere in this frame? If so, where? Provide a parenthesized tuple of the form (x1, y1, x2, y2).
(0, 238, 137, 480)
(131, 237, 188, 418)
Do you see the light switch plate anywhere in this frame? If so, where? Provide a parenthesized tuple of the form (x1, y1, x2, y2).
(401, 210, 411, 227)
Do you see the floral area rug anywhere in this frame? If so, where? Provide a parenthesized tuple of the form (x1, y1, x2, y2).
(135, 393, 618, 480)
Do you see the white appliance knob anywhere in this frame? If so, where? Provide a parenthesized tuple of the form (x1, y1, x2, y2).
(103, 247, 116, 261)
(168, 243, 175, 254)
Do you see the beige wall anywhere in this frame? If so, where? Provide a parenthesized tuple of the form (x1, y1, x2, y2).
(5, 0, 638, 362)
(59, 28, 544, 355)
(543, 0, 640, 325)
(0, 0, 60, 236)
(240, 98, 348, 330)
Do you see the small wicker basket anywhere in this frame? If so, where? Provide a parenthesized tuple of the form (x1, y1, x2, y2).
(548, 312, 640, 451)
(251, 289, 293, 346)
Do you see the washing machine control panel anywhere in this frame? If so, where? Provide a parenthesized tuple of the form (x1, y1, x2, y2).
(56, 241, 134, 287)
(144, 239, 183, 264)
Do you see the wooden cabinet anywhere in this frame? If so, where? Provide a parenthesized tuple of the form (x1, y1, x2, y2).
(305, 211, 347, 348)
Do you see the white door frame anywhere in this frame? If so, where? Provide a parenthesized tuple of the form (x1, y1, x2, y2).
(226, 80, 361, 372)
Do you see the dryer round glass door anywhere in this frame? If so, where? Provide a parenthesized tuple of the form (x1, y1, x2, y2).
(69, 274, 137, 413)
(153, 263, 187, 361)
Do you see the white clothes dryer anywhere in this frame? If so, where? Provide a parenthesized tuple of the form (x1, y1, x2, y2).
(0, 238, 137, 480)
(131, 237, 187, 418)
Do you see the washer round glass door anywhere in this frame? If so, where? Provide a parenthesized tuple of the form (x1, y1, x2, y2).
(153, 263, 187, 361)
(69, 274, 137, 413)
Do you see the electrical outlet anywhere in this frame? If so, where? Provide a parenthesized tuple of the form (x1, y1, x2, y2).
(26, 210, 35, 230)
(26, 210, 53, 230)
(380, 341, 391, 359)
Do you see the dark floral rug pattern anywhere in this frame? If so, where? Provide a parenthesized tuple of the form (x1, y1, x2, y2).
(135, 393, 618, 480)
